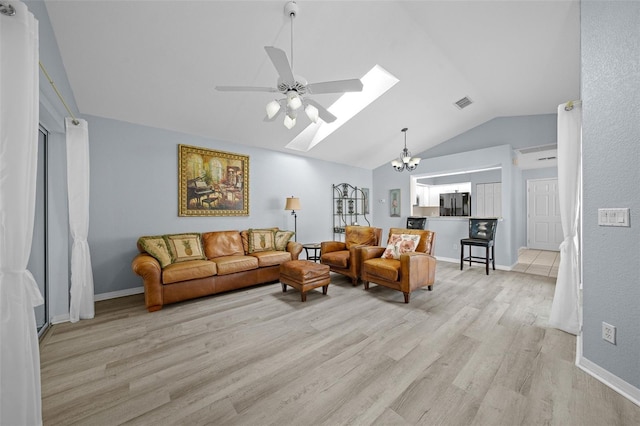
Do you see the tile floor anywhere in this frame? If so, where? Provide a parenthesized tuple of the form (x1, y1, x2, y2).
(513, 248, 560, 278)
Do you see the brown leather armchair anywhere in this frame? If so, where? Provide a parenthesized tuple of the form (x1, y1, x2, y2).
(320, 225, 383, 285)
(360, 228, 436, 303)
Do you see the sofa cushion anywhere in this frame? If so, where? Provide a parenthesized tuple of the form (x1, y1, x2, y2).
(250, 250, 292, 267)
(382, 234, 421, 260)
(212, 255, 259, 275)
(364, 258, 401, 282)
(320, 250, 349, 268)
(247, 228, 276, 253)
(274, 230, 295, 251)
(138, 235, 172, 268)
(164, 233, 206, 263)
(241, 227, 278, 253)
(202, 231, 244, 259)
(162, 260, 217, 284)
(345, 226, 378, 249)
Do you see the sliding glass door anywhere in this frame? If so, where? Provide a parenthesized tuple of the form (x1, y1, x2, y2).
(29, 127, 48, 335)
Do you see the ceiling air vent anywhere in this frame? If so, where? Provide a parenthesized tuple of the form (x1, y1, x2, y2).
(454, 96, 473, 110)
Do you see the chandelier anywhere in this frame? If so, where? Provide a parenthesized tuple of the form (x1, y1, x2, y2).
(391, 128, 421, 172)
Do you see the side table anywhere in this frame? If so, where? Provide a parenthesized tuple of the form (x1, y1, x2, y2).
(302, 243, 321, 262)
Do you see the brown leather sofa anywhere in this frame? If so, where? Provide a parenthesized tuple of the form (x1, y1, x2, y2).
(320, 225, 383, 285)
(361, 228, 436, 303)
(132, 229, 302, 311)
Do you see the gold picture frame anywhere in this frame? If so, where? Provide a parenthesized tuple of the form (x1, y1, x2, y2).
(178, 144, 249, 216)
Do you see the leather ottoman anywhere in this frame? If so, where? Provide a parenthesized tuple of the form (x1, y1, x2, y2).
(280, 260, 331, 302)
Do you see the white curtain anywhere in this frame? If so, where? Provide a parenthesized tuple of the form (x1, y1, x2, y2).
(549, 101, 582, 335)
(0, 2, 44, 425)
(67, 118, 95, 322)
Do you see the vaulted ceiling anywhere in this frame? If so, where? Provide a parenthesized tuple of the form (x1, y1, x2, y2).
(44, 0, 580, 170)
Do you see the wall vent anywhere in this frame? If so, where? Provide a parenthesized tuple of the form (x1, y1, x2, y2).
(454, 96, 473, 109)
(515, 144, 558, 169)
(517, 144, 557, 155)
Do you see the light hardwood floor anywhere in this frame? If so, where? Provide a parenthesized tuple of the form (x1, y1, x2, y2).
(40, 261, 640, 425)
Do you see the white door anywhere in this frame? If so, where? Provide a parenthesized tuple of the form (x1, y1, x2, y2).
(527, 178, 562, 251)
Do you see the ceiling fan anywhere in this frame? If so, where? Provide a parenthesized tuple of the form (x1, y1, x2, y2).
(215, 1, 364, 129)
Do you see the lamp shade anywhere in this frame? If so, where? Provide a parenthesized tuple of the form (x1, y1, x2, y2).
(283, 114, 296, 129)
(287, 91, 302, 110)
(285, 196, 301, 211)
(304, 104, 319, 123)
(266, 100, 281, 119)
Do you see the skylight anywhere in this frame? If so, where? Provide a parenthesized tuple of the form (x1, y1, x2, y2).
(285, 65, 399, 152)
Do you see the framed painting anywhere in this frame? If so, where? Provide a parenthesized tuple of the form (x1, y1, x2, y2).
(178, 144, 249, 216)
(390, 188, 401, 217)
(361, 187, 370, 214)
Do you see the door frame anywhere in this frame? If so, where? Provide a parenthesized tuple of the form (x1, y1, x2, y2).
(35, 125, 49, 337)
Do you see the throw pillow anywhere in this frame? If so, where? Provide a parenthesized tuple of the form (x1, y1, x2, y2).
(164, 233, 206, 263)
(382, 233, 421, 260)
(138, 236, 172, 268)
(248, 228, 276, 253)
(274, 230, 295, 251)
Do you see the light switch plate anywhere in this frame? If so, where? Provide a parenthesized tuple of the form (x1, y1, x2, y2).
(598, 208, 630, 227)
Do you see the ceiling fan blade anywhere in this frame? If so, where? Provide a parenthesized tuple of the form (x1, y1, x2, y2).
(215, 86, 278, 93)
(264, 46, 295, 85)
(306, 79, 363, 94)
(306, 99, 337, 123)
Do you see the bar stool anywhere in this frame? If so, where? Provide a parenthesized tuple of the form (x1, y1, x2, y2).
(460, 218, 498, 275)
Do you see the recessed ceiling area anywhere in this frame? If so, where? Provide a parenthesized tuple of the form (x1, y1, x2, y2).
(44, 1, 580, 170)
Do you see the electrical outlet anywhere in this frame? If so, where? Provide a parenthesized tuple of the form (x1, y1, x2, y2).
(602, 322, 616, 345)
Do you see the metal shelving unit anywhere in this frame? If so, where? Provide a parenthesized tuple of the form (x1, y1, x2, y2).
(332, 183, 370, 240)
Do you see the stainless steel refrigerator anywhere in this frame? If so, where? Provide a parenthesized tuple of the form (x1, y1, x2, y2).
(439, 192, 471, 216)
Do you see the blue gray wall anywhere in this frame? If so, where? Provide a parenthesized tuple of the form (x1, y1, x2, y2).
(581, 1, 640, 389)
(371, 116, 558, 268)
(87, 116, 371, 296)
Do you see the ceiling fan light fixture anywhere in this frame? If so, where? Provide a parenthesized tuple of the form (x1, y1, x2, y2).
(304, 104, 319, 123)
(266, 100, 281, 119)
(215, 1, 364, 130)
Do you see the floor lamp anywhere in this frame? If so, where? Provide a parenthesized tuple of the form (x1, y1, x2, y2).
(285, 196, 301, 241)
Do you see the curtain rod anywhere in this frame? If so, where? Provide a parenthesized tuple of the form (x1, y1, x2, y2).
(2, 1, 80, 125)
(39, 61, 80, 125)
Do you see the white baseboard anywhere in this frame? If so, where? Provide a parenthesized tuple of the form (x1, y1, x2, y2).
(51, 313, 70, 324)
(577, 354, 640, 407)
(47, 288, 144, 325)
(436, 256, 512, 271)
(94, 286, 144, 302)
